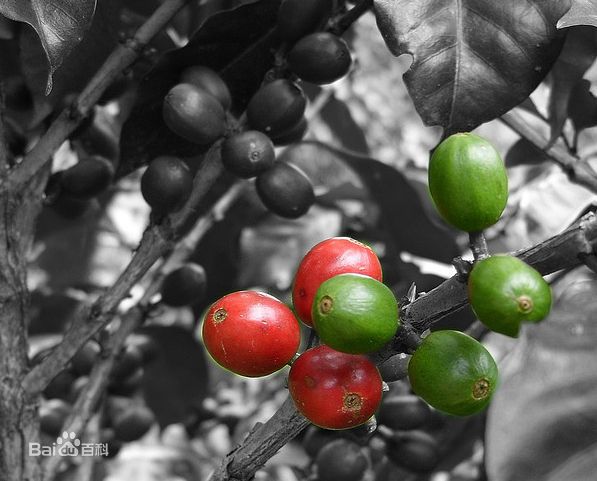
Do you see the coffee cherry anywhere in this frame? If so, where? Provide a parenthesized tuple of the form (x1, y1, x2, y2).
(49, 194, 93, 219)
(180, 66, 232, 111)
(109, 368, 144, 396)
(128, 334, 160, 363)
(39, 399, 72, 437)
(313, 273, 399, 354)
(221, 131, 275, 179)
(161, 263, 207, 307)
(288, 345, 383, 429)
(293, 237, 383, 327)
(72, 340, 101, 376)
(386, 431, 440, 473)
(247, 80, 306, 137)
(202, 291, 301, 377)
(301, 426, 341, 458)
(270, 117, 308, 146)
(256, 162, 314, 218)
(162, 83, 226, 144)
(288, 33, 352, 85)
(60, 156, 114, 199)
(408, 330, 498, 416)
(112, 345, 144, 382)
(113, 405, 155, 442)
(141, 156, 193, 215)
(315, 439, 368, 481)
(428, 133, 508, 232)
(43, 370, 77, 401)
(277, 0, 333, 43)
(468, 255, 552, 337)
(377, 395, 432, 431)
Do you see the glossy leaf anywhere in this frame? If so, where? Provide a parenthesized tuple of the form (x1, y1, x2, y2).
(547, 26, 597, 144)
(119, 0, 281, 176)
(505, 138, 549, 166)
(374, 0, 570, 134)
(558, 0, 597, 28)
(0, 0, 96, 93)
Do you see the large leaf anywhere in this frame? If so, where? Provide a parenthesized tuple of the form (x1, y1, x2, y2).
(486, 274, 597, 481)
(119, 0, 281, 176)
(0, 0, 96, 93)
(374, 0, 570, 134)
(558, 0, 597, 28)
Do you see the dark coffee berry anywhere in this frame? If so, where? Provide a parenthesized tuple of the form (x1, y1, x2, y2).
(67, 376, 89, 404)
(386, 431, 440, 473)
(112, 345, 144, 382)
(72, 340, 101, 376)
(161, 263, 207, 307)
(43, 370, 77, 400)
(377, 395, 432, 431)
(302, 426, 341, 458)
(247, 80, 306, 138)
(180, 66, 232, 111)
(270, 117, 308, 146)
(60, 156, 114, 199)
(109, 368, 144, 396)
(277, 0, 333, 43)
(221, 131, 275, 178)
(49, 195, 93, 219)
(128, 334, 160, 363)
(141, 156, 193, 215)
(315, 439, 368, 481)
(256, 162, 314, 218)
(288, 33, 352, 85)
(39, 399, 72, 437)
(113, 405, 155, 442)
(163, 83, 226, 144)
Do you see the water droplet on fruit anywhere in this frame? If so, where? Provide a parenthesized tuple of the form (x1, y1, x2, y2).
(319, 296, 333, 314)
(472, 378, 490, 400)
(213, 308, 227, 324)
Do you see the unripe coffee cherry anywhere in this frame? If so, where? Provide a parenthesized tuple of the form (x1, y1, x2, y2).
(60, 156, 114, 199)
(277, 0, 333, 43)
(256, 162, 314, 218)
(141, 156, 193, 215)
(288, 345, 383, 429)
(162, 83, 226, 144)
(180, 66, 232, 111)
(293, 237, 383, 327)
(160, 263, 207, 307)
(221, 131, 275, 178)
(288, 33, 352, 85)
(271, 117, 308, 146)
(247, 80, 306, 137)
(113, 405, 155, 442)
(315, 439, 368, 481)
(202, 291, 301, 377)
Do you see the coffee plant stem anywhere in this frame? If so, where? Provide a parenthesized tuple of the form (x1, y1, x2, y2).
(0, 82, 8, 169)
(469, 231, 490, 260)
(7, 0, 193, 189)
(501, 108, 597, 194)
(24, 143, 225, 396)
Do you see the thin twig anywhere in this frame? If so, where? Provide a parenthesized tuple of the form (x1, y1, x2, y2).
(23, 144, 224, 395)
(469, 231, 489, 260)
(329, 0, 374, 36)
(501, 108, 597, 194)
(0, 82, 8, 170)
(7, 0, 192, 189)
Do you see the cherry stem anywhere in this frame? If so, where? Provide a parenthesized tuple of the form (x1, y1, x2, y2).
(469, 231, 490, 261)
(329, 0, 374, 36)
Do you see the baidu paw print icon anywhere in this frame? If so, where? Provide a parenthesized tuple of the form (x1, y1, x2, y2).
(56, 431, 80, 457)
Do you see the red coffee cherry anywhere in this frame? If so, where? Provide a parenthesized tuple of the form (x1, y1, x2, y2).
(292, 237, 382, 327)
(141, 156, 193, 215)
(180, 66, 232, 111)
(162, 83, 226, 144)
(277, 0, 333, 44)
(315, 438, 368, 481)
(202, 291, 301, 377)
(288, 33, 352, 85)
(221, 131, 275, 178)
(247, 79, 306, 138)
(60, 156, 114, 199)
(288, 345, 383, 429)
(256, 162, 315, 218)
(160, 263, 207, 307)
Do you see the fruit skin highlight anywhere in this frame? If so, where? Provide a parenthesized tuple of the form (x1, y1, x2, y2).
(408, 330, 498, 416)
(292, 237, 383, 327)
(468, 255, 552, 337)
(428, 132, 508, 232)
(202, 291, 301, 377)
(312, 273, 399, 354)
(288, 345, 383, 429)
